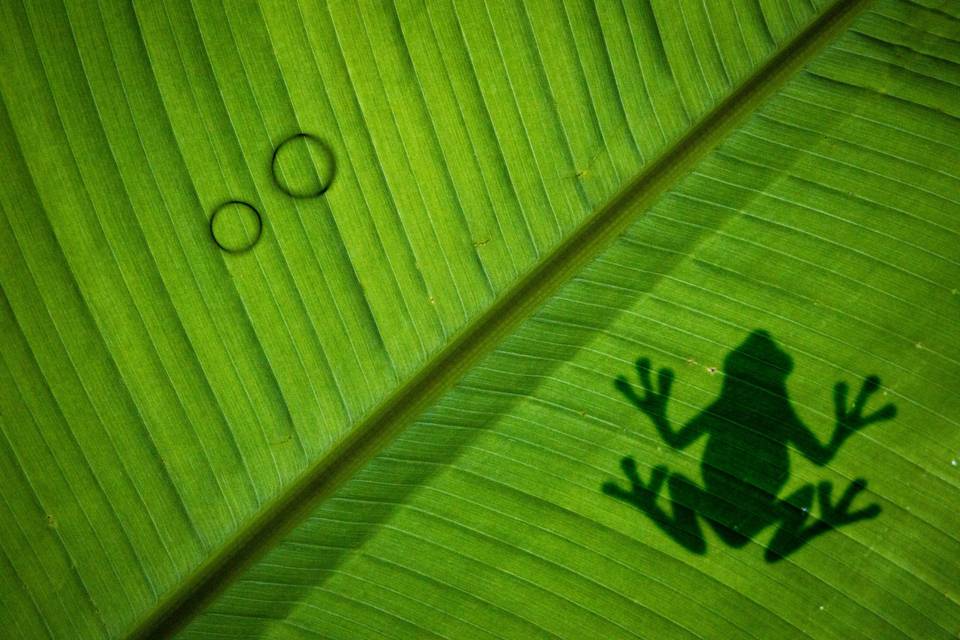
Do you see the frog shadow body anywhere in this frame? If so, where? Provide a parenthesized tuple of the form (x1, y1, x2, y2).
(603, 330, 897, 562)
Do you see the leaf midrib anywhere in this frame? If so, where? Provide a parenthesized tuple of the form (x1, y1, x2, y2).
(129, 0, 872, 636)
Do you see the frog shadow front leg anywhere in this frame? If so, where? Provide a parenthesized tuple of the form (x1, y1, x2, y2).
(765, 479, 881, 562)
(603, 458, 707, 555)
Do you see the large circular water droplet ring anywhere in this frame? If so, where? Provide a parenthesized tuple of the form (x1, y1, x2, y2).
(271, 132, 336, 199)
(209, 200, 263, 254)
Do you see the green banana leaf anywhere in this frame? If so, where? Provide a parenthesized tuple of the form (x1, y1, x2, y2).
(1, 0, 958, 638)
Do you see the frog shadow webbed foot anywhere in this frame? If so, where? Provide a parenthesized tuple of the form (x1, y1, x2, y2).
(604, 459, 709, 555)
(818, 478, 881, 527)
(602, 457, 668, 512)
(615, 358, 674, 428)
(766, 478, 880, 562)
(835, 375, 897, 433)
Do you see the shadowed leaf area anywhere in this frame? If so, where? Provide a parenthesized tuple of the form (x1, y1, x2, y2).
(605, 330, 897, 561)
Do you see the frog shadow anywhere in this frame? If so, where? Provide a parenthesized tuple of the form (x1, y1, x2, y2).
(602, 330, 897, 562)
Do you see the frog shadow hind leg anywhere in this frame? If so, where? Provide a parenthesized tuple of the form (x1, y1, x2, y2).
(765, 479, 881, 562)
(604, 457, 707, 555)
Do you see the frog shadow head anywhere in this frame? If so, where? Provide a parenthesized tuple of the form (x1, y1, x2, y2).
(723, 329, 793, 391)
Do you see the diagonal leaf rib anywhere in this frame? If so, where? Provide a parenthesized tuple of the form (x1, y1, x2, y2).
(129, 0, 873, 637)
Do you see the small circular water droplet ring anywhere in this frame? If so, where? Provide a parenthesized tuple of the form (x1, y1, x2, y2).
(271, 132, 336, 199)
(209, 200, 263, 254)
